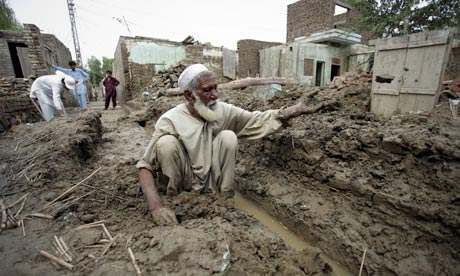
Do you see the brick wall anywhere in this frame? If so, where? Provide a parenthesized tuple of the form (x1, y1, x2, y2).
(0, 24, 73, 131)
(286, 0, 335, 43)
(42, 33, 72, 68)
(129, 62, 155, 99)
(237, 39, 282, 78)
(0, 30, 27, 77)
(113, 37, 129, 102)
(114, 36, 225, 102)
(0, 24, 71, 78)
(183, 45, 224, 81)
(286, 0, 370, 44)
(0, 77, 40, 132)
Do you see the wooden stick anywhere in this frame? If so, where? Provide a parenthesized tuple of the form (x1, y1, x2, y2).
(29, 213, 53, 219)
(100, 234, 120, 257)
(21, 219, 25, 237)
(0, 200, 7, 230)
(76, 220, 106, 229)
(40, 250, 73, 270)
(46, 167, 102, 206)
(54, 236, 72, 262)
(50, 191, 94, 216)
(101, 224, 113, 241)
(0, 192, 30, 213)
(76, 223, 103, 230)
(59, 237, 71, 255)
(125, 234, 133, 248)
(358, 248, 368, 276)
(15, 163, 35, 179)
(14, 194, 28, 218)
(14, 143, 19, 152)
(31, 98, 46, 121)
(128, 247, 142, 276)
(52, 240, 66, 259)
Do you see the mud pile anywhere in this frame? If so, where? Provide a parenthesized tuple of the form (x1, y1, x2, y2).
(0, 106, 337, 276)
(235, 86, 460, 275)
(1, 111, 102, 195)
(134, 82, 460, 275)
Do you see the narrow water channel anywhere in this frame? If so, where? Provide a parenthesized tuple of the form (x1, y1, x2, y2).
(234, 192, 352, 276)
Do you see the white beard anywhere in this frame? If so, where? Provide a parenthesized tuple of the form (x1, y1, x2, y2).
(193, 92, 221, 122)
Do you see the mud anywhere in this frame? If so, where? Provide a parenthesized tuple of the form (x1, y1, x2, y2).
(1, 82, 459, 275)
(136, 83, 460, 275)
(0, 101, 335, 276)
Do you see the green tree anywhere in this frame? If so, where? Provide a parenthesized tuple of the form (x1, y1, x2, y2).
(101, 57, 113, 74)
(86, 56, 103, 86)
(0, 0, 21, 30)
(347, 0, 460, 39)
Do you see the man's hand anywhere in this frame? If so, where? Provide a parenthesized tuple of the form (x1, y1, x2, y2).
(282, 97, 340, 120)
(151, 207, 178, 226)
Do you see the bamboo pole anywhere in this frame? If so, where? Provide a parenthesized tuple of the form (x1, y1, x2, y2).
(128, 248, 142, 276)
(40, 250, 73, 270)
(358, 248, 368, 276)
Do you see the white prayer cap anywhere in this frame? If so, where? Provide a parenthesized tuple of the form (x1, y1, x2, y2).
(56, 71, 76, 90)
(178, 64, 209, 92)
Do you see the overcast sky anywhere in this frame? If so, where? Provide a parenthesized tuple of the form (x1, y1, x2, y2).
(9, 0, 310, 65)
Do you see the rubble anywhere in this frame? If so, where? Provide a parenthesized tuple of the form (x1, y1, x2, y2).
(0, 77, 40, 132)
(140, 63, 187, 98)
(329, 73, 372, 90)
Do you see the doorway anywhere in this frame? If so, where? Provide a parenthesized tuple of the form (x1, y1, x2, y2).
(8, 42, 31, 78)
(331, 64, 341, 81)
(315, 61, 325, 86)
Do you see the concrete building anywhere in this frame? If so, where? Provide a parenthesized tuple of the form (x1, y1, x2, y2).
(113, 36, 237, 102)
(260, 29, 373, 86)
(286, 0, 371, 44)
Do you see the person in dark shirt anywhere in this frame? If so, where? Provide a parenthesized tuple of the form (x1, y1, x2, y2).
(102, 70, 120, 110)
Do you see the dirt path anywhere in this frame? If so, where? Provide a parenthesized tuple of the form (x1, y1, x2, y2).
(0, 100, 337, 275)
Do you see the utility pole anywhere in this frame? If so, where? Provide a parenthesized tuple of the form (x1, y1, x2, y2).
(67, 0, 83, 66)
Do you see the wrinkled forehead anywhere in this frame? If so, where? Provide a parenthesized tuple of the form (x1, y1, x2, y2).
(197, 75, 216, 88)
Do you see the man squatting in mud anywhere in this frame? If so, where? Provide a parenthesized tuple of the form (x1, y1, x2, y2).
(137, 64, 332, 225)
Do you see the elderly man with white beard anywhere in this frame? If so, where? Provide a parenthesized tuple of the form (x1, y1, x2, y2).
(137, 64, 333, 225)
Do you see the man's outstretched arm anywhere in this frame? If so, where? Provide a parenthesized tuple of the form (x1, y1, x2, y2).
(139, 168, 177, 225)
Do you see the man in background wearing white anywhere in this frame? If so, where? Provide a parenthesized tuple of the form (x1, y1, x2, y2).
(29, 71, 76, 121)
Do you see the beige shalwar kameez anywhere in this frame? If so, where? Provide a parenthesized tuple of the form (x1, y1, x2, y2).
(136, 102, 284, 194)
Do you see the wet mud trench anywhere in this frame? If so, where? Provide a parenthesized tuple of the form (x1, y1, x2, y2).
(140, 120, 352, 275)
(234, 192, 351, 276)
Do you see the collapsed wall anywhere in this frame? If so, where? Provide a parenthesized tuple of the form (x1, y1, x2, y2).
(113, 36, 230, 102)
(0, 77, 40, 132)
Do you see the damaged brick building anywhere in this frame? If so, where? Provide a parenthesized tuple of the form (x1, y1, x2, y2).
(0, 24, 72, 132)
(113, 36, 237, 102)
(238, 0, 372, 85)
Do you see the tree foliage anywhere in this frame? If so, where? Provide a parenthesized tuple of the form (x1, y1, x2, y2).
(86, 56, 114, 85)
(101, 57, 113, 74)
(86, 56, 103, 86)
(0, 0, 21, 30)
(347, 0, 460, 39)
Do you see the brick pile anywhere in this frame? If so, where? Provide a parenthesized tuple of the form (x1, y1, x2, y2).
(329, 73, 372, 90)
(141, 63, 187, 96)
(0, 77, 40, 132)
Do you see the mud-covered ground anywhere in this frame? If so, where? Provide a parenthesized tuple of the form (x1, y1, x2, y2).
(1, 83, 459, 275)
(0, 100, 335, 276)
(136, 83, 460, 276)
